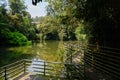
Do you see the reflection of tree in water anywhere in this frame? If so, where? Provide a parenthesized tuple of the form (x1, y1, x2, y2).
(32, 41, 65, 62)
(0, 46, 34, 66)
(39, 40, 47, 48)
(57, 41, 66, 62)
(0, 41, 72, 66)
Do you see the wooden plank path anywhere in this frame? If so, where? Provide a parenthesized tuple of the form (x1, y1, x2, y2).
(14, 73, 44, 80)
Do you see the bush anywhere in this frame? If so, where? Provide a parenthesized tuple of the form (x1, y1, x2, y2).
(6, 32, 31, 46)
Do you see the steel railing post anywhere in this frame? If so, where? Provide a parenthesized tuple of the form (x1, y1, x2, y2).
(4, 67, 7, 80)
(24, 60, 26, 73)
(44, 61, 46, 76)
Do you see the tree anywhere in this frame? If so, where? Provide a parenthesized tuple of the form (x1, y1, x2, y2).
(84, 0, 120, 48)
(9, 0, 26, 15)
(9, 0, 36, 41)
(0, 0, 36, 46)
(37, 16, 59, 40)
(0, 1, 11, 45)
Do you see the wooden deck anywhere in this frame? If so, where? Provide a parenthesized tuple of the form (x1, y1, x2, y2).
(14, 73, 44, 80)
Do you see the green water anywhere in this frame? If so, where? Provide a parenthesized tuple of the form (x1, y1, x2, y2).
(0, 41, 68, 67)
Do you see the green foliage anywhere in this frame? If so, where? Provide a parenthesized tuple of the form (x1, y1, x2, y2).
(6, 32, 31, 46)
(1, 0, 119, 48)
(36, 15, 77, 41)
(9, 0, 26, 15)
(36, 16, 59, 40)
(45, 0, 83, 41)
(75, 23, 86, 41)
(84, 0, 120, 48)
(45, 0, 120, 48)
(0, 0, 36, 46)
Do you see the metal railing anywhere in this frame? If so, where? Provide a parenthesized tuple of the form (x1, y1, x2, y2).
(64, 42, 85, 80)
(1, 43, 119, 80)
(85, 44, 120, 80)
(0, 59, 66, 80)
(0, 59, 25, 80)
(64, 42, 120, 80)
(64, 42, 85, 63)
(0, 58, 84, 80)
(25, 59, 66, 78)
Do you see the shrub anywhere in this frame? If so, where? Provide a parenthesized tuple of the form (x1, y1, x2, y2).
(6, 32, 31, 46)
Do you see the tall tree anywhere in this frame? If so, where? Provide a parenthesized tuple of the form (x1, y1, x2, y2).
(84, 0, 120, 48)
(9, 0, 36, 40)
(9, 0, 26, 15)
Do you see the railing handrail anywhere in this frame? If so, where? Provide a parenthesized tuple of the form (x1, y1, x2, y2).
(0, 59, 25, 80)
(0, 59, 63, 79)
(0, 58, 84, 80)
(85, 44, 120, 80)
(64, 42, 120, 80)
(0, 59, 24, 69)
(88, 44, 120, 51)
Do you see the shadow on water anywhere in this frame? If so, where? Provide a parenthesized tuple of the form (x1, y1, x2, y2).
(0, 46, 35, 67)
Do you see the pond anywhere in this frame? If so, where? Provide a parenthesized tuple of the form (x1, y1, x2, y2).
(0, 40, 75, 67)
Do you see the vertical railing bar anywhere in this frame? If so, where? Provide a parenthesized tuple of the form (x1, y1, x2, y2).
(70, 45, 72, 64)
(84, 47, 86, 80)
(24, 59, 26, 73)
(44, 61, 46, 76)
(71, 50, 72, 64)
(4, 67, 7, 80)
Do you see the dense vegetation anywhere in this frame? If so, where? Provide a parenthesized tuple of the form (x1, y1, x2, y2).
(0, 0, 36, 46)
(1, 0, 120, 48)
(40, 0, 120, 48)
(0, 0, 120, 79)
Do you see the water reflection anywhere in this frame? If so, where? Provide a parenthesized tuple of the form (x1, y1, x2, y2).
(0, 41, 67, 66)
(31, 41, 66, 62)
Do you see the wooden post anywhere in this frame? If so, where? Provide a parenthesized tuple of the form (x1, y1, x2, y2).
(4, 67, 7, 80)
(44, 61, 46, 76)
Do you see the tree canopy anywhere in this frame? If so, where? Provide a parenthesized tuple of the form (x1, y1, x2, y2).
(1, 0, 120, 48)
(0, 0, 36, 46)
(43, 0, 120, 48)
